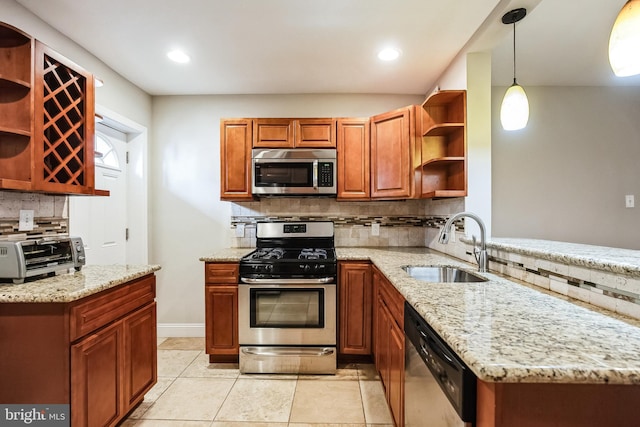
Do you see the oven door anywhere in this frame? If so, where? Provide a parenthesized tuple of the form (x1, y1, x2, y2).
(238, 281, 337, 346)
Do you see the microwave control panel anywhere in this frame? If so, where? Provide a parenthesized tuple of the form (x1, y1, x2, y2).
(318, 162, 334, 187)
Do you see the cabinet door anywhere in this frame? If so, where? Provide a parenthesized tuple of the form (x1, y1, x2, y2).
(338, 262, 372, 356)
(295, 118, 336, 148)
(253, 118, 294, 148)
(375, 293, 391, 387)
(205, 284, 239, 360)
(337, 118, 370, 200)
(33, 41, 96, 195)
(71, 321, 123, 427)
(388, 318, 405, 427)
(123, 302, 157, 410)
(220, 119, 253, 200)
(370, 106, 414, 199)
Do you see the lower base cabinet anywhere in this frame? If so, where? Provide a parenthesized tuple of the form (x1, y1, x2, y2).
(204, 262, 239, 362)
(338, 262, 373, 358)
(373, 266, 404, 427)
(0, 274, 157, 427)
(71, 301, 157, 427)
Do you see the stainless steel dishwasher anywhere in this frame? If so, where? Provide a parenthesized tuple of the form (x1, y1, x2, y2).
(404, 303, 476, 427)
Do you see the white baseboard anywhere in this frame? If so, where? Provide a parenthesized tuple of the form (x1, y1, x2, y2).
(157, 323, 205, 338)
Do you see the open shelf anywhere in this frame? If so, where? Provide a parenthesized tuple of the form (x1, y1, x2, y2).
(419, 90, 467, 198)
(423, 122, 464, 137)
(0, 76, 31, 90)
(420, 156, 464, 168)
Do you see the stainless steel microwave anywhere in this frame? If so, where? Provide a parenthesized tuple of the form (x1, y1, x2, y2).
(252, 148, 337, 196)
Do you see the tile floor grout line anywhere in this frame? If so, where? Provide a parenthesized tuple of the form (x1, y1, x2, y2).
(210, 374, 239, 424)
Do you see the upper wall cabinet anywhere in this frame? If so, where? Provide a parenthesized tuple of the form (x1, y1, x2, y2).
(220, 119, 253, 201)
(370, 106, 421, 200)
(0, 22, 103, 195)
(253, 118, 336, 148)
(337, 118, 370, 200)
(0, 23, 34, 191)
(420, 90, 467, 198)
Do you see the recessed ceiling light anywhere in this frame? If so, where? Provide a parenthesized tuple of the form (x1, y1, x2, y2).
(167, 49, 191, 64)
(378, 48, 401, 61)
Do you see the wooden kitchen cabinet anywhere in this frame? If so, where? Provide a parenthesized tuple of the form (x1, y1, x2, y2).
(0, 22, 102, 195)
(477, 380, 640, 427)
(0, 273, 157, 427)
(253, 118, 294, 148)
(337, 118, 370, 200)
(420, 90, 467, 198)
(204, 262, 239, 362)
(370, 106, 421, 200)
(373, 266, 405, 427)
(253, 118, 336, 148)
(0, 22, 33, 191)
(338, 261, 373, 358)
(295, 118, 336, 148)
(220, 119, 253, 200)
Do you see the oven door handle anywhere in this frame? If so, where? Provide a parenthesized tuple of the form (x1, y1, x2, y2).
(240, 277, 335, 284)
(241, 347, 335, 357)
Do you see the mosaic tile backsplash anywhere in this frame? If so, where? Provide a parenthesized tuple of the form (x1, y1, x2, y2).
(229, 197, 465, 247)
(0, 191, 69, 239)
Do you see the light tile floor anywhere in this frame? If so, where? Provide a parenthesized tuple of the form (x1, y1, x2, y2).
(121, 338, 394, 427)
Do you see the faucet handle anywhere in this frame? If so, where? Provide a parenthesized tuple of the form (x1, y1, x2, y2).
(437, 226, 450, 244)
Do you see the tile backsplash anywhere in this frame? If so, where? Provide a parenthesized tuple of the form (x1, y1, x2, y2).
(0, 191, 69, 238)
(230, 197, 464, 247)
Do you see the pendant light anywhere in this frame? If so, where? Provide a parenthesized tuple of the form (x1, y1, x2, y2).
(609, 0, 640, 77)
(500, 8, 529, 131)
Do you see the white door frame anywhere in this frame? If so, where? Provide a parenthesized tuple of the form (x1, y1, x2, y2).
(94, 104, 149, 265)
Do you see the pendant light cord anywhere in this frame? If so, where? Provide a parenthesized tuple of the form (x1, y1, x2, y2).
(513, 22, 517, 85)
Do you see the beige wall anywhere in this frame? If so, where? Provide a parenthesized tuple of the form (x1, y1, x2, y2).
(150, 94, 425, 328)
(2, 0, 152, 127)
(491, 86, 640, 250)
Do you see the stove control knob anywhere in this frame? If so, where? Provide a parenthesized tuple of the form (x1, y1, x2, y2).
(266, 264, 274, 272)
(302, 264, 311, 273)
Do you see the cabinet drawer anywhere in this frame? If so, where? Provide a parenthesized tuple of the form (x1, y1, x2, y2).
(70, 274, 156, 342)
(205, 263, 239, 284)
(378, 274, 404, 326)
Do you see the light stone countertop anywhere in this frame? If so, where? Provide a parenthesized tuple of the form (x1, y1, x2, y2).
(487, 237, 640, 277)
(0, 265, 161, 303)
(202, 246, 640, 385)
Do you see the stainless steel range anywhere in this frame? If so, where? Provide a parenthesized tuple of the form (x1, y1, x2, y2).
(238, 221, 337, 374)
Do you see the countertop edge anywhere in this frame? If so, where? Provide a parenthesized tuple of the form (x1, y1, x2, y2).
(0, 265, 162, 303)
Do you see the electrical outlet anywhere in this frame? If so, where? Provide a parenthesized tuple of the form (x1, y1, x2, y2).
(19, 210, 34, 231)
(235, 223, 245, 237)
(626, 195, 635, 208)
(371, 223, 380, 236)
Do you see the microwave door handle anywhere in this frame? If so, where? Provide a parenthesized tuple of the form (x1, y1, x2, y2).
(312, 160, 319, 189)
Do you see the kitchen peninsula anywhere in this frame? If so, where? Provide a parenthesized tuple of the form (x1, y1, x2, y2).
(0, 265, 161, 427)
(203, 245, 640, 426)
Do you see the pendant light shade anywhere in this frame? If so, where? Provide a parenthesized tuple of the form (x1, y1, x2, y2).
(609, 0, 640, 77)
(500, 83, 529, 130)
(500, 8, 528, 131)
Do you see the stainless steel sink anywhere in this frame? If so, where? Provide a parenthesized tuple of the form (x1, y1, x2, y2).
(402, 266, 488, 283)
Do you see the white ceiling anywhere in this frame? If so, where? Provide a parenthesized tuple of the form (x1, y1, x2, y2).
(15, 0, 640, 96)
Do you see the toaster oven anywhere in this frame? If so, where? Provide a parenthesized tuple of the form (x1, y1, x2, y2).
(0, 237, 86, 284)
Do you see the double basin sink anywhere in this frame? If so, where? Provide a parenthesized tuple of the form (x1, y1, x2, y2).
(402, 266, 487, 283)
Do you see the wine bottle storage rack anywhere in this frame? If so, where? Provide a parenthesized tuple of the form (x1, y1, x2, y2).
(42, 53, 87, 186)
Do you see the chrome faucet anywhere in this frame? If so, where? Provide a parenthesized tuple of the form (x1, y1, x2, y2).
(438, 211, 488, 272)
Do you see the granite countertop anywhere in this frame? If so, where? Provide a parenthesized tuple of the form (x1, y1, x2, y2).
(0, 264, 161, 303)
(487, 237, 640, 277)
(202, 246, 640, 385)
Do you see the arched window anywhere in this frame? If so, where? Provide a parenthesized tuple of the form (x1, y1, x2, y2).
(94, 133, 120, 170)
